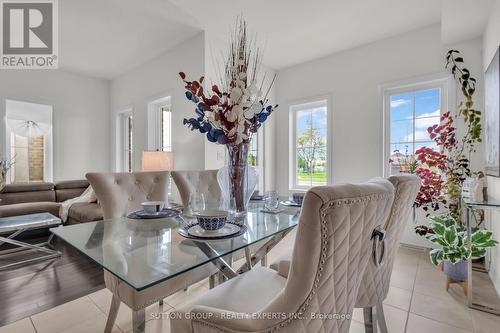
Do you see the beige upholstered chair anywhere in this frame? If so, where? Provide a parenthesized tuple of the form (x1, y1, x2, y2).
(171, 170, 222, 207)
(270, 175, 420, 333)
(355, 175, 420, 332)
(86, 171, 214, 333)
(170, 179, 394, 333)
(171, 169, 266, 282)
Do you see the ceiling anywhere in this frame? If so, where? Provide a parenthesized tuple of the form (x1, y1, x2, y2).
(170, 0, 443, 70)
(58, 0, 494, 80)
(59, 0, 202, 79)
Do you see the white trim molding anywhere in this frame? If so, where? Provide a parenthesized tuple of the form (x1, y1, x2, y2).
(381, 72, 456, 177)
(288, 94, 333, 191)
(147, 94, 171, 151)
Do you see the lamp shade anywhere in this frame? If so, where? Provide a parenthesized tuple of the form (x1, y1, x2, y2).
(142, 151, 173, 171)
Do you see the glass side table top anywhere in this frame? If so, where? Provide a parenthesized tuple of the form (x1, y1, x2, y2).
(462, 197, 500, 208)
(0, 212, 61, 233)
(50, 202, 300, 291)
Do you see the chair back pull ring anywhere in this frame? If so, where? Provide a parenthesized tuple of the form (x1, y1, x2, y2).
(372, 225, 386, 268)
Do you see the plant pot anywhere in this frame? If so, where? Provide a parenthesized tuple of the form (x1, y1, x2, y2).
(443, 260, 468, 282)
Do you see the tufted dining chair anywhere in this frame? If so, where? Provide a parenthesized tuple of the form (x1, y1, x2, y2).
(86, 171, 216, 333)
(270, 175, 420, 333)
(170, 179, 395, 333)
(355, 174, 420, 332)
(171, 170, 222, 207)
(171, 169, 266, 284)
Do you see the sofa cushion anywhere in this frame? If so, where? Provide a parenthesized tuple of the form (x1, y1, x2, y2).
(1, 182, 54, 193)
(67, 202, 102, 223)
(54, 180, 90, 202)
(0, 202, 60, 218)
(55, 188, 87, 202)
(54, 180, 89, 190)
(0, 190, 56, 205)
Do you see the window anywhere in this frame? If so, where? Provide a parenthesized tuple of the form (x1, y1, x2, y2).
(4, 100, 53, 183)
(383, 76, 451, 175)
(248, 133, 264, 193)
(160, 104, 172, 152)
(290, 98, 330, 190)
(248, 135, 258, 167)
(118, 110, 133, 172)
(147, 95, 172, 151)
(10, 133, 44, 182)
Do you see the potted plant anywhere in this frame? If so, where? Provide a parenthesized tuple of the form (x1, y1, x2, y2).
(427, 215, 497, 288)
(390, 50, 498, 285)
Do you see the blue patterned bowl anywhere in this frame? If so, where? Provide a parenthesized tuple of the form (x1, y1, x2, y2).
(292, 193, 305, 206)
(194, 210, 228, 230)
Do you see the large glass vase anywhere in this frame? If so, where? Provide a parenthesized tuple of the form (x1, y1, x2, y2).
(227, 142, 249, 215)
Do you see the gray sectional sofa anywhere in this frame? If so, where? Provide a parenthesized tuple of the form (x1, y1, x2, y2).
(0, 180, 103, 224)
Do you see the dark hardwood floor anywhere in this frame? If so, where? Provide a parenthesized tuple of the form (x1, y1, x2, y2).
(0, 233, 104, 326)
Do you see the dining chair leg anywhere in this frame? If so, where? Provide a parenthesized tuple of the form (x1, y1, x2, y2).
(376, 302, 388, 333)
(261, 254, 268, 267)
(363, 307, 377, 333)
(132, 309, 146, 333)
(209, 274, 216, 289)
(104, 294, 120, 333)
(218, 271, 226, 284)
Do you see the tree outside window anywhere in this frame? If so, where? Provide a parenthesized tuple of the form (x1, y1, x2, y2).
(292, 100, 328, 188)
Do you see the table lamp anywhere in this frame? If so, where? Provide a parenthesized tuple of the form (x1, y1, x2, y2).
(142, 151, 174, 204)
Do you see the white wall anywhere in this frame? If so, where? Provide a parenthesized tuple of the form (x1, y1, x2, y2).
(275, 24, 484, 193)
(483, 0, 500, 298)
(0, 70, 110, 181)
(110, 33, 205, 172)
(275, 25, 484, 246)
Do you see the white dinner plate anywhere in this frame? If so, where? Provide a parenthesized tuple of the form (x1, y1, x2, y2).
(280, 200, 301, 207)
(187, 223, 241, 238)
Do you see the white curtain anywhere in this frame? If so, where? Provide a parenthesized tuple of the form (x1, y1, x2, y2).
(6, 119, 51, 138)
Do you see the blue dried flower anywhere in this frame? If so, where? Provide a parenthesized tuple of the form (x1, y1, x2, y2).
(195, 108, 204, 118)
(206, 132, 217, 142)
(183, 118, 200, 130)
(217, 134, 228, 144)
(203, 122, 212, 133)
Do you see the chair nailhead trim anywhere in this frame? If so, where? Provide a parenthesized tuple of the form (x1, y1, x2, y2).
(192, 192, 393, 332)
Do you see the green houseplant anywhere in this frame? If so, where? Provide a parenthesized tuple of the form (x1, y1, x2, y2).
(427, 215, 497, 283)
(390, 50, 498, 286)
(427, 215, 498, 266)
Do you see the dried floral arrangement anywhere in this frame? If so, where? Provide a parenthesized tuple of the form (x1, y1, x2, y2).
(179, 19, 277, 145)
(0, 156, 15, 190)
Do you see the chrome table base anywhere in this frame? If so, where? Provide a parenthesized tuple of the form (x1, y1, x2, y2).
(0, 231, 61, 271)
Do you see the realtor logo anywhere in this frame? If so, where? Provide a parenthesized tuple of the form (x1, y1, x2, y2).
(1, 0, 58, 69)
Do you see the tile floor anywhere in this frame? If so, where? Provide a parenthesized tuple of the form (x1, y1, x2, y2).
(1, 241, 499, 333)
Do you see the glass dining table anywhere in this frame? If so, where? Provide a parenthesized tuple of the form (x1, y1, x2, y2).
(50, 199, 300, 300)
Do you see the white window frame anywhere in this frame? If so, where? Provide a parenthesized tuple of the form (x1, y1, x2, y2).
(289, 96, 333, 191)
(147, 95, 172, 151)
(248, 131, 264, 194)
(382, 72, 455, 177)
(3, 99, 53, 183)
(116, 109, 133, 172)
